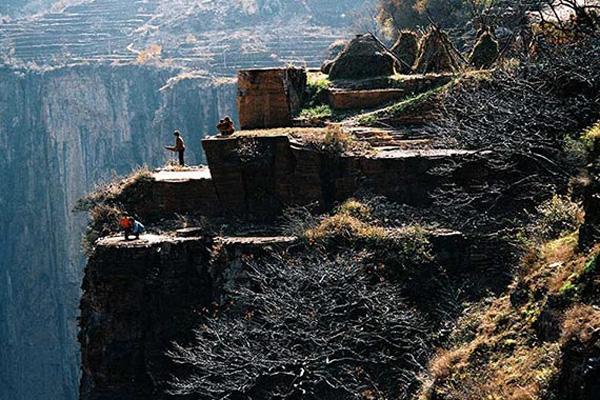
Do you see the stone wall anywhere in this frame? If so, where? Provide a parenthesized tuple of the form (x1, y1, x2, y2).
(328, 88, 407, 110)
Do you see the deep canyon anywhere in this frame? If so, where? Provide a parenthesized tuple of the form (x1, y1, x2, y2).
(0, 64, 237, 400)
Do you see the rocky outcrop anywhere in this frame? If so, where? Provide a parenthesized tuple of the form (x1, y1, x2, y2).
(79, 234, 297, 400)
(0, 64, 236, 400)
(237, 68, 307, 129)
(200, 133, 490, 220)
(79, 225, 485, 400)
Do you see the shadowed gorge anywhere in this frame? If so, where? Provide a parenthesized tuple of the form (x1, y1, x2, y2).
(0, 64, 237, 400)
(2, 1, 600, 400)
(0, 1, 372, 397)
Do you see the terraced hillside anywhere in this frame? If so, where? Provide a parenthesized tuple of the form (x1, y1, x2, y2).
(0, 0, 370, 73)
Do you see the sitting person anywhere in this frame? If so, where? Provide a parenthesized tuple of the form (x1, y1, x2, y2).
(216, 116, 236, 136)
(119, 215, 145, 241)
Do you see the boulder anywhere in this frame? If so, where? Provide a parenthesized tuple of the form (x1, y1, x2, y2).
(391, 30, 419, 74)
(414, 28, 462, 74)
(328, 33, 399, 80)
(469, 31, 499, 69)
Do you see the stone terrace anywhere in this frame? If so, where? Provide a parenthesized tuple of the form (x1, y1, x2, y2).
(0, 0, 353, 72)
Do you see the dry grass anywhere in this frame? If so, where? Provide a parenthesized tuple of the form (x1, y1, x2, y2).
(541, 232, 579, 265)
(582, 121, 600, 152)
(304, 199, 432, 278)
(561, 304, 600, 345)
(336, 198, 372, 220)
(421, 235, 600, 400)
(423, 295, 560, 400)
(76, 166, 154, 253)
(305, 211, 387, 244)
(304, 125, 372, 155)
(232, 127, 326, 139)
(583, 121, 600, 141)
(76, 166, 153, 211)
(82, 203, 124, 255)
(231, 126, 373, 156)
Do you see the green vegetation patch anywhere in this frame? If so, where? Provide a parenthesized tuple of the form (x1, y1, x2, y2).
(355, 79, 456, 126)
(299, 104, 332, 120)
(303, 72, 331, 108)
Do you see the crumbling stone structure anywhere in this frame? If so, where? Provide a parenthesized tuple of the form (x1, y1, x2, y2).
(237, 68, 307, 129)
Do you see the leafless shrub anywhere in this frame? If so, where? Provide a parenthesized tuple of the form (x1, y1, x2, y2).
(423, 38, 600, 233)
(168, 253, 430, 400)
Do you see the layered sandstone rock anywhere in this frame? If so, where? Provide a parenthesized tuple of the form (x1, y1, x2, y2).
(328, 88, 408, 110)
(201, 133, 488, 219)
(237, 68, 307, 129)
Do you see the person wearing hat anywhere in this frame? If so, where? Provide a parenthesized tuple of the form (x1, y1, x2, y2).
(165, 130, 186, 166)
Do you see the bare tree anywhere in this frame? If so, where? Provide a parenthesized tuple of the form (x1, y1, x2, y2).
(167, 253, 430, 400)
(423, 36, 600, 233)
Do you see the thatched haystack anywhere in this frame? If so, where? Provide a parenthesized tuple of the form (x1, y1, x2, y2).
(391, 30, 419, 74)
(321, 59, 334, 74)
(414, 28, 462, 74)
(328, 33, 399, 80)
(469, 31, 499, 69)
(321, 40, 348, 74)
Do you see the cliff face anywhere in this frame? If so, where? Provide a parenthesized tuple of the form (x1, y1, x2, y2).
(0, 64, 236, 400)
(79, 234, 296, 400)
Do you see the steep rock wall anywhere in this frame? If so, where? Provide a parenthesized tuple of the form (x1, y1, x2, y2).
(79, 234, 296, 400)
(0, 64, 236, 400)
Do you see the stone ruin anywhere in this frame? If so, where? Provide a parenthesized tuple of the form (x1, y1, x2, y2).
(237, 68, 307, 130)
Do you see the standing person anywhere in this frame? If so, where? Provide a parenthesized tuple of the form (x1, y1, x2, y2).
(165, 130, 186, 166)
(131, 218, 145, 240)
